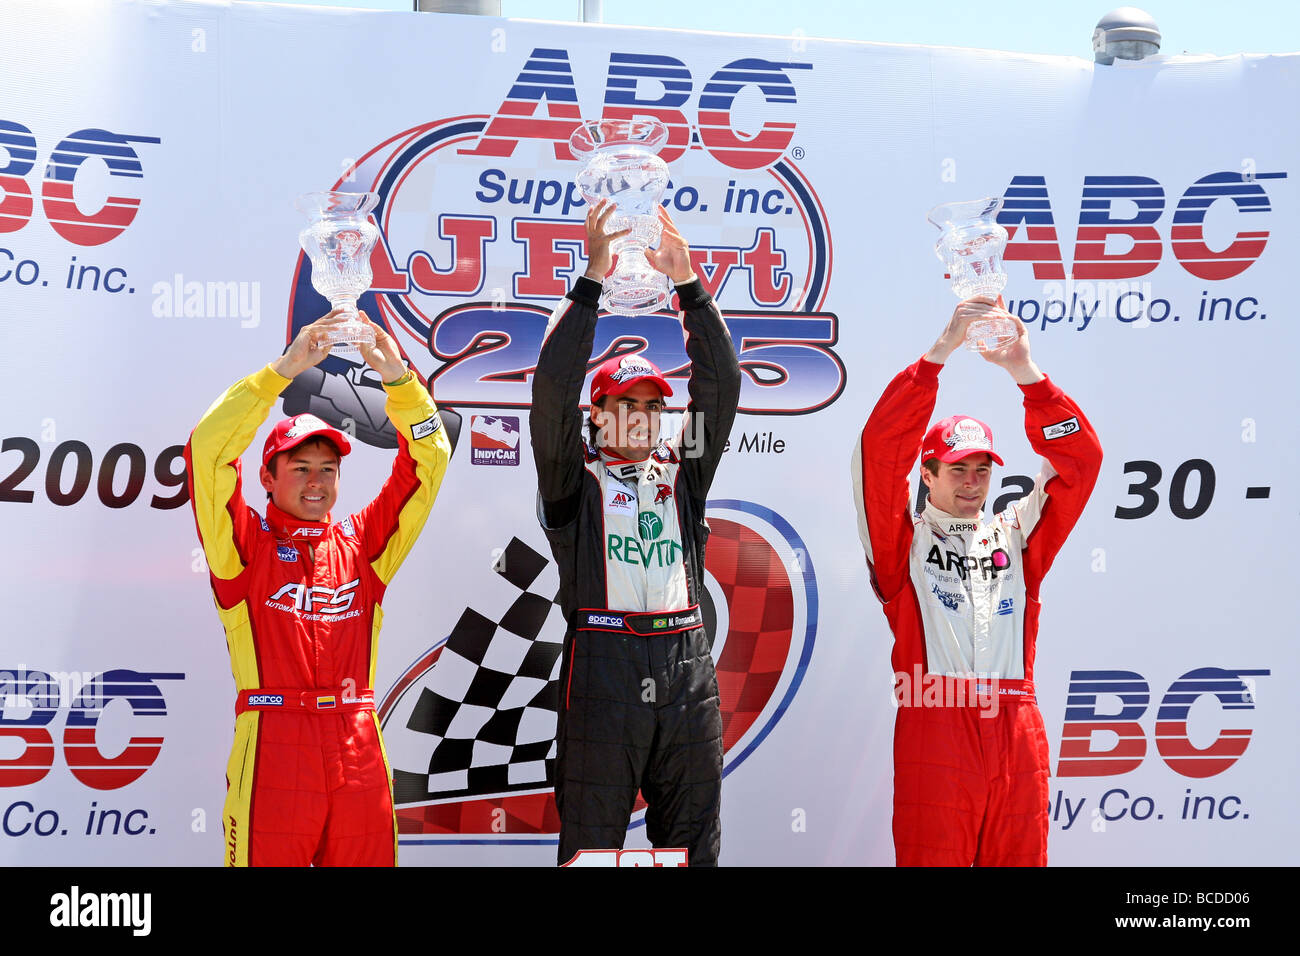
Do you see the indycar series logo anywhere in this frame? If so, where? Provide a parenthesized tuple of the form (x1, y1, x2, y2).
(285, 45, 842, 439)
(470, 415, 520, 466)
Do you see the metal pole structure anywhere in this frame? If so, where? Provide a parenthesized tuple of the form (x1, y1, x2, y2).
(1093, 7, 1161, 64)
(415, 0, 502, 15)
(579, 0, 604, 24)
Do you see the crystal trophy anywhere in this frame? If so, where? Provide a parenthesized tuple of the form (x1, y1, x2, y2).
(296, 190, 380, 353)
(569, 119, 672, 316)
(927, 197, 1017, 352)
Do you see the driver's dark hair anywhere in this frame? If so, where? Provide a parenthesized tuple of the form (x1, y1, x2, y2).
(586, 397, 606, 448)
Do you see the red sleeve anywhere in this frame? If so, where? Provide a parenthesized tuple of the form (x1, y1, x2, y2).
(850, 357, 941, 604)
(1013, 377, 1103, 590)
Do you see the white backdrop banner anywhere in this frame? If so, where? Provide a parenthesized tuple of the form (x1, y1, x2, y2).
(1, 0, 1296, 866)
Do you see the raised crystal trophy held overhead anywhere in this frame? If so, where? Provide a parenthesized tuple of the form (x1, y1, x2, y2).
(296, 190, 380, 353)
(927, 197, 1018, 352)
(569, 119, 672, 316)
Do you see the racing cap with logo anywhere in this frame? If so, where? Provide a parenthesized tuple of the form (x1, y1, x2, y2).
(262, 414, 353, 467)
(590, 354, 674, 406)
(921, 415, 1005, 466)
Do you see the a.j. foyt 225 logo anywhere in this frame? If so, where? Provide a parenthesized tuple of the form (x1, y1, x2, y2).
(1057, 667, 1269, 778)
(286, 45, 843, 439)
(374, 500, 815, 843)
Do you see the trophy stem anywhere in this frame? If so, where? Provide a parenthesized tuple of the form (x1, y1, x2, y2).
(964, 318, 1019, 353)
(329, 295, 360, 318)
(609, 236, 644, 256)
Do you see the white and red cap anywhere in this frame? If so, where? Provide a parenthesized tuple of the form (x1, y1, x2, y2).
(921, 415, 1004, 466)
(589, 354, 674, 406)
(262, 413, 353, 467)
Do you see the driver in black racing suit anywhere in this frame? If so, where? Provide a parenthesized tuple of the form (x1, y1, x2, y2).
(530, 201, 740, 866)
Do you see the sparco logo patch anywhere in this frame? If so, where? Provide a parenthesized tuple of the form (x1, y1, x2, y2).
(247, 694, 284, 706)
(1042, 416, 1080, 440)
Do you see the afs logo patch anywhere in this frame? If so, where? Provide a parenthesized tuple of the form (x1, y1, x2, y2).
(376, 500, 815, 843)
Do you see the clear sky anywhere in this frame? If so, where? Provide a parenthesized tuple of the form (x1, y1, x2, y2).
(260, 0, 1300, 57)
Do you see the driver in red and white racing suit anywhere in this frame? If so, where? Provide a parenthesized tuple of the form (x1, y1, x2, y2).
(851, 298, 1102, 866)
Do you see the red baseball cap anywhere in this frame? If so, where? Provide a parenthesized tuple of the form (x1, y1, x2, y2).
(921, 415, 1004, 466)
(262, 414, 353, 467)
(589, 354, 674, 406)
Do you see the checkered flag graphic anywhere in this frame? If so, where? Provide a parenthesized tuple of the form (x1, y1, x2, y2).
(389, 538, 567, 803)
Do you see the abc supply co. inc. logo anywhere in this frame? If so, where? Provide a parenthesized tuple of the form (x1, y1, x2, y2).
(995, 170, 1287, 332)
(1048, 667, 1269, 831)
(285, 46, 843, 438)
(376, 500, 815, 844)
(0, 669, 183, 841)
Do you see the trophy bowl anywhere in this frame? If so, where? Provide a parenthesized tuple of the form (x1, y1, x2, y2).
(296, 190, 380, 354)
(927, 197, 1017, 352)
(569, 119, 672, 316)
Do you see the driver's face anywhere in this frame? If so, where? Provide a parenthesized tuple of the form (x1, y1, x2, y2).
(592, 381, 665, 460)
(921, 453, 993, 518)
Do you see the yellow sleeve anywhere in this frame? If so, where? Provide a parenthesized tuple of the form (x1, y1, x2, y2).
(355, 376, 452, 586)
(184, 366, 289, 585)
